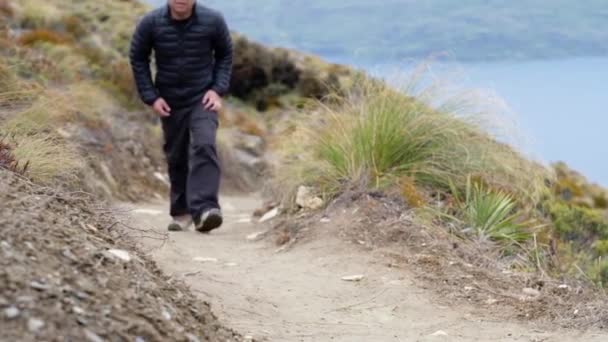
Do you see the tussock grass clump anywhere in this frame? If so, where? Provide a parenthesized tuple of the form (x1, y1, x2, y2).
(3, 84, 112, 134)
(278, 76, 546, 205)
(0, 61, 40, 107)
(9, 133, 82, 183)
(0, 81, 114, 183)
(18, 0, 61, 29)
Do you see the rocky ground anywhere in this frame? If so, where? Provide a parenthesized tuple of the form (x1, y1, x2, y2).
(0, 169, 240, 341)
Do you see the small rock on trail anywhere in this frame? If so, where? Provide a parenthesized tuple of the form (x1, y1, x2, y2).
(105, 249, 132, 262)
(4, 306, 20, 319)
(341, 274, 365, 282)
(27, 318, 45, 333)
(259, 207, 279, 223)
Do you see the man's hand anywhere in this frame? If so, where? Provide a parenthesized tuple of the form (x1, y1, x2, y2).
(202, 90, 222, 111)
(152, 98, 171, 117)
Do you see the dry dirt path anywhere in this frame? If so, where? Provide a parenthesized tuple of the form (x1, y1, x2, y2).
(125, 195, 606, 342)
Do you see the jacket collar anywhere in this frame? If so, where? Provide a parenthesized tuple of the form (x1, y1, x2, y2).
(163, 2, 198, 23)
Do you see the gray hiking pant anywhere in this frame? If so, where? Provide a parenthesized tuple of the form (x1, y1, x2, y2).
(161, 103, 221, 218)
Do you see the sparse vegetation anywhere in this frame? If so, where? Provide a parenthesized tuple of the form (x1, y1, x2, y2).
(278, 76, 545, 202)
(276, 70, 608, 287)
(18, 29, 72, 46)
(9, 133, 82, 183)
(447, 176, 531, 243)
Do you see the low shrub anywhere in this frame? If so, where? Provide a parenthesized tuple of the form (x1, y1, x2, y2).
(448, 176, 531, 243)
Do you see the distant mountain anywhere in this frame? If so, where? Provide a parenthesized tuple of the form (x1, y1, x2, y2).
(182, 0, 608, 62)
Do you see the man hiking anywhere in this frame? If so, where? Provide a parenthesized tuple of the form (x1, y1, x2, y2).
(129, 0, 233, 233)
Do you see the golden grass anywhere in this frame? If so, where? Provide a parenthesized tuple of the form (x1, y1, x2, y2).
(232, 110, 266, 137)
(17, 0, 61, 29)
(276, 72, 548, 208)
(0, 60, 41, 107)
(3, 83, 112, 135)
(18, 29, 72, 46)
(10, 133, 82, 183)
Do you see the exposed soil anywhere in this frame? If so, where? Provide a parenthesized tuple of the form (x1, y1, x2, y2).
(274, 192, 608, 330)
(0, 169, 240, 341)
(130, 195, 607, 342)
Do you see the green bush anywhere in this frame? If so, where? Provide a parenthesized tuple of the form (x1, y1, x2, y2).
(589, 259, 608, 287)
(449, 177, 530, 243)
(594, 240, 608, 257)
(547, 201, 608, 243)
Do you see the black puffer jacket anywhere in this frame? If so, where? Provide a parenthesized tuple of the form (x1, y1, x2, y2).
(129, 4, 233, 108)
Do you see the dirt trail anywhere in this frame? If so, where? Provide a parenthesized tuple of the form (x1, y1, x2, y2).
(127, 196, 605, 342)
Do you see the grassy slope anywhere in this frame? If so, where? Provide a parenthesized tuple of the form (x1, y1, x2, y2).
(203, 0, 608, 61)
(3, 0, 608, 293)
(275, 72, 608, 286)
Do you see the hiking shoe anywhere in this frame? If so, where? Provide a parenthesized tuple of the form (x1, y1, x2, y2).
(168, 215, 193, 232)
(195, 208, 223, 233)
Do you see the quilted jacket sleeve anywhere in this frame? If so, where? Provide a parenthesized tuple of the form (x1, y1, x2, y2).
(210, 13, 233, 96)
(129, 14, 159, 106)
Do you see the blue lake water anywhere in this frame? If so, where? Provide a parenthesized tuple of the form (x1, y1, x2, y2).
(341, 58, 608, 187)
(143, 1, 607, 186)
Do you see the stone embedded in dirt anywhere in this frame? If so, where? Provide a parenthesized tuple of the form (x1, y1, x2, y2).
(30, 280, 50, 291)
(225, 263, 238, 267)
(341, 275, 365, 282)
(27, 318, 45, 333)
(235, 132, 265, 157)
(320, 217, 331, 223)
(193, 257, 219, 263)
(17, 296, 34, 303)
(295, 186, 324, 210)
(4, 306, 20, 319)
(253, 202, 279, 218)
(62, 248, 78, 262)
(246, 231, 266, 241)
(153, 172, 170, 187)
(132, 208, 163, 216)
(430, 330, 449, 337)
(84, 224, 98, 232)
(161, 308, 172, 321)
(83, 329, 104, 342)
(185, 333, 201, 342)
(233, 149, 266, 173)
(259, 207, 280, 223)
(244, 335, 254, 341)
(99, 162, 118, 190)
(105, 249, 131, 262)
(486, 297, 498, 305)
(75, 291, 89, 300)
(558, 284, 570, 291)
(522, 288, 541, 298)
(77, 316, 88, 326)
